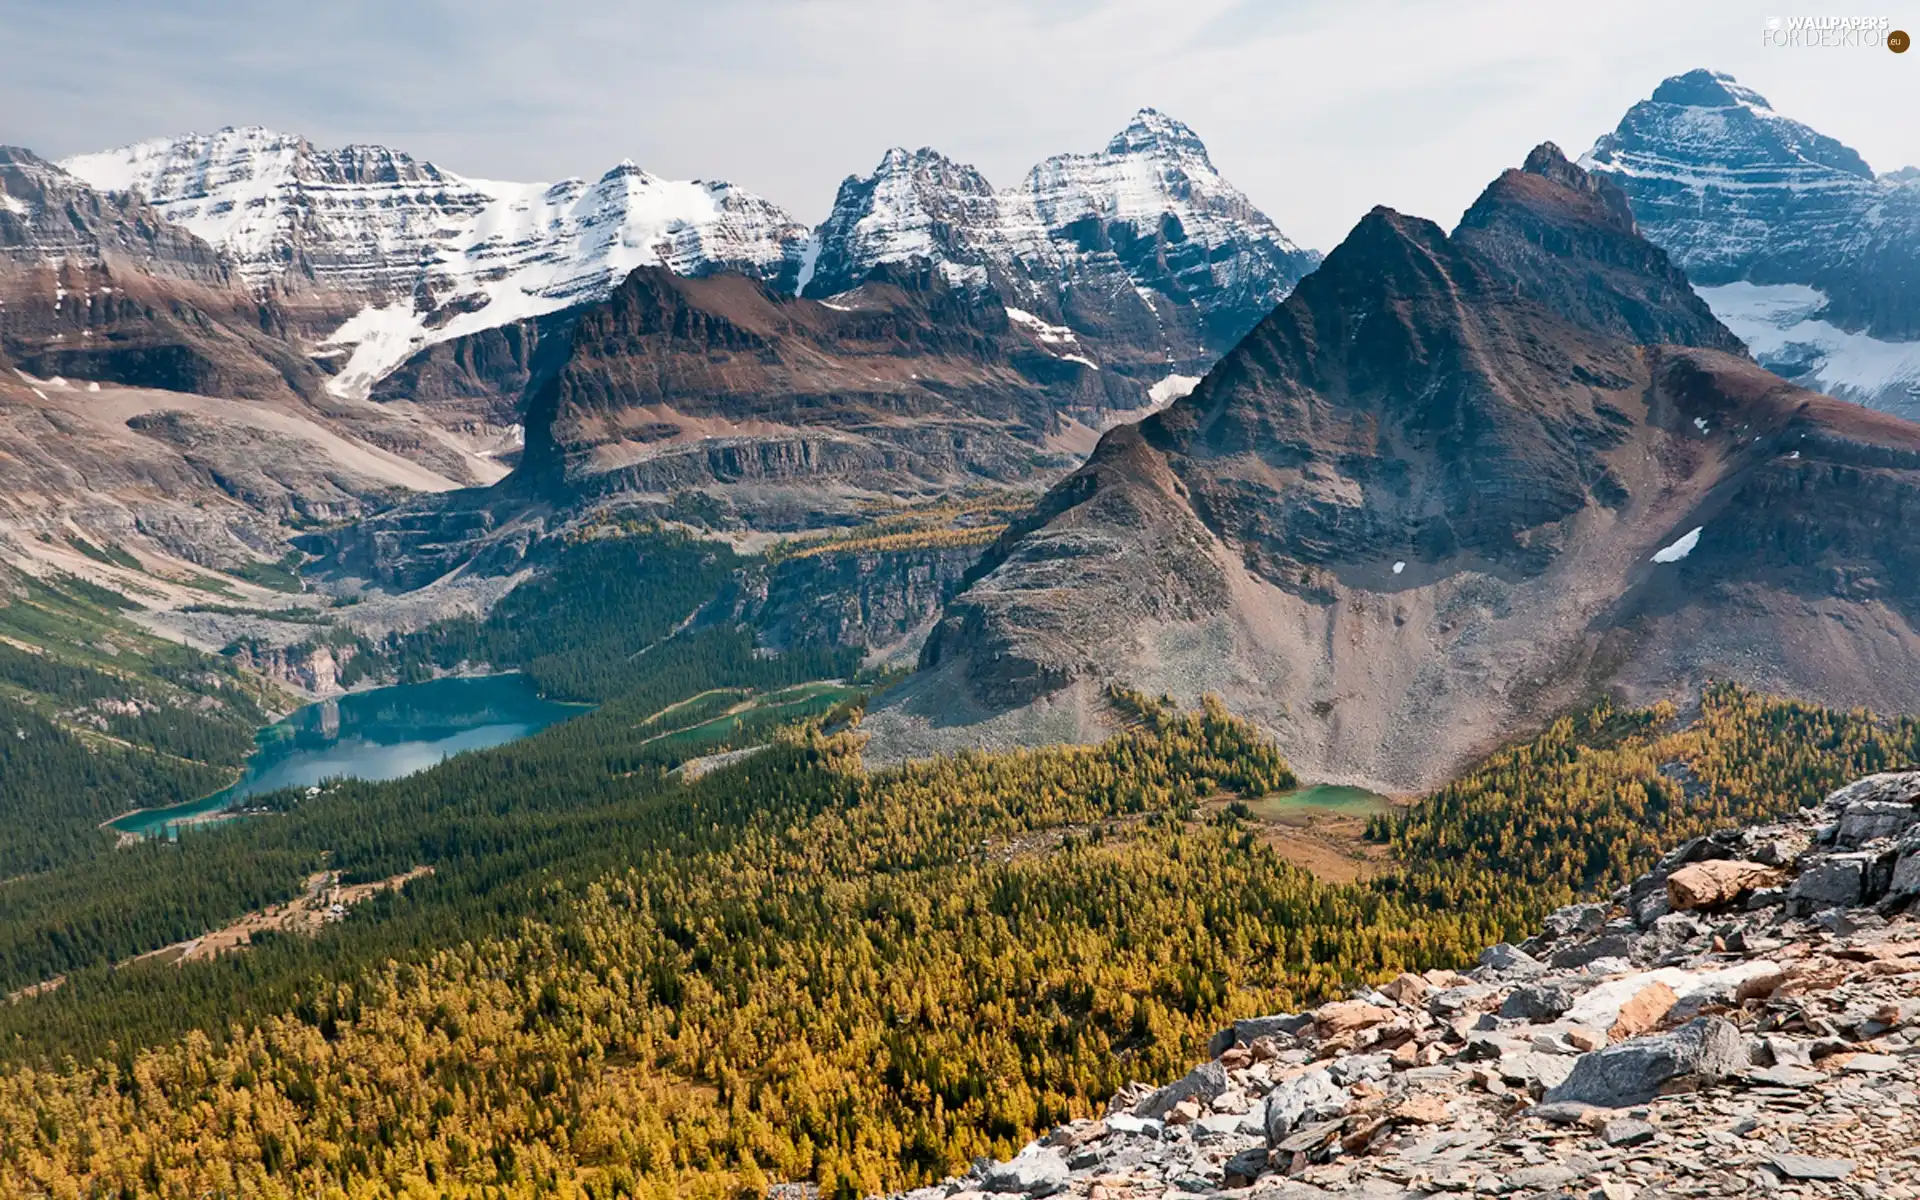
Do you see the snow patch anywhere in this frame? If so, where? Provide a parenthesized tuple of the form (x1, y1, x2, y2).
(1651, 526, 1703, 564)
(793, 231, 822, 296)
(1392, 561, 1406, 575)
(1693, 417, 1710, 433)
(0, 193, 27, 217)
(1005, 306, 1079, 345)
(1148, 373, 1202, 405)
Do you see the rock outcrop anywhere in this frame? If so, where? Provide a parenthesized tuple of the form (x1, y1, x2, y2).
(0, 146, 329, 403)
(312, 261, 1131, 583)
(893, 772, 1920, 1198)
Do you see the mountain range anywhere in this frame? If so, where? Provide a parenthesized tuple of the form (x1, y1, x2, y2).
(49, 109, 1315, 418)
(7, 70, 1920, 784)
(872, 143, 1920, 790)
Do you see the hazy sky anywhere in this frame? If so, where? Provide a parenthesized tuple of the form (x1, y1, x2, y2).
(5, 0, 1916, 250)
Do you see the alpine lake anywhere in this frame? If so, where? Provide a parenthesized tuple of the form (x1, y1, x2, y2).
(108, 674, 586, 840)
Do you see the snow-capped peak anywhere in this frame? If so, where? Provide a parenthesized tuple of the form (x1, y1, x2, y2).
(61, 130, 811, 399)
(1104, 107, 1213, 164)
(61, 127, 489, 296)
(800, 109, 1318, 372)
(1581, 67, 1874, 183)
(1585, 68, 1920, 416)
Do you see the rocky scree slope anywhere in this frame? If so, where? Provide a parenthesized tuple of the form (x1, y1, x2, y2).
(896, 769, 1920, 1199)
(878, 144, 1920, 790)
(1584, 69, 1920, 415)
(802, 109, 1319, 395)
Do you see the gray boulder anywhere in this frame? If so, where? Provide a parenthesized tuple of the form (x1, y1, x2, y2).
(1206, 1012, 1314, 1058)
(1892, 849, 1920, 897)
(1263, 1069, 1348, 1143)
(1222, 1146, 1270, 1186)
(1823, 771, 1920, 813)
(1478, 942, 1546, 977)
(1327, 1053, 1392, 1085)
(1889, 827, 1920, 897)
(980, 1146, 1070, 1195)
(1835, 799, 1920, 848)
(1549, 933, 1639, 969)
(1787, 853, 1870, 913)
(1501, 980, 1581, 1023)
(1134, 1060, 1227, 1119)
(1631, 889, 1672, 928)
(1543, 1017, 1744, 1107)
(1540, 902, 1609, 940)
(1649, 912, 1706, 958)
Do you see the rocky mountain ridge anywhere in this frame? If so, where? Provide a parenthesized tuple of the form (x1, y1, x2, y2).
(1584, 69, 1920, 416)
(0, 145, 326, 403)
(0, 148, 518, 591)
(892, 769, 1920, 1199)
(307, 261, 1107, 590)
(869, 144, 1920, 790)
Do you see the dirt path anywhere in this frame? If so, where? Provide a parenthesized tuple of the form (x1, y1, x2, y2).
(9, 866, 435, 1001)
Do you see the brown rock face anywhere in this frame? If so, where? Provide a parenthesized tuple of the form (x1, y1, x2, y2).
(1667, 860, 1784, 911)
(518, 262, 1123, 505)
(324, 259, 1155, 585)
(1315, 1000, 1392, 1037)
(877, 145, 1920, 790)
(0, 147, 327, 403)
(1609, 981, 1680, 1042)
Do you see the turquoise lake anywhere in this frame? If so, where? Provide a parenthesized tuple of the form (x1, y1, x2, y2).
(108, 674, 583, 839)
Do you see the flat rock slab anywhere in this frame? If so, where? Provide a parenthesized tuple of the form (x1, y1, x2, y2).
(1841, 1052, 1900, 1073)
(1600, 1117, 1656, 1147)
(1745, 1065, 1825, 1088)
(1768, 1154, 1854, 1180)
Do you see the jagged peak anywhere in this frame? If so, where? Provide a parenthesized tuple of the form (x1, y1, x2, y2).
(856, 146, 996, 198)
(1586, 67, 1876, 182)
(1521, 141, 1578, 182)
(1104, 107, 1212, 163)
(1648, 67, 1773, 112)
(597, 158, 647, 182)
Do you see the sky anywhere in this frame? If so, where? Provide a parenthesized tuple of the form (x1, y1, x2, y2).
(4, 0, 1917, 251)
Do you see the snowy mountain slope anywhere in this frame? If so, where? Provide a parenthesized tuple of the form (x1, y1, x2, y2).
(1584, 69, 1920, 415)
(802, 109, 1318, 379)
(60, 128, 495, 300)
(61, 129, 812, 400)
(1698, 282, 1920, 414)
(313, 165, 811, 400)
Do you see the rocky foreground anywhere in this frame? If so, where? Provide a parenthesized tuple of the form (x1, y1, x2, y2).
(896, 773, 1920, 1199)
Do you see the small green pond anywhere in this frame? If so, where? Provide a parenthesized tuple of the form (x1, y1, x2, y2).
(1242, 785, 1393, 822)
